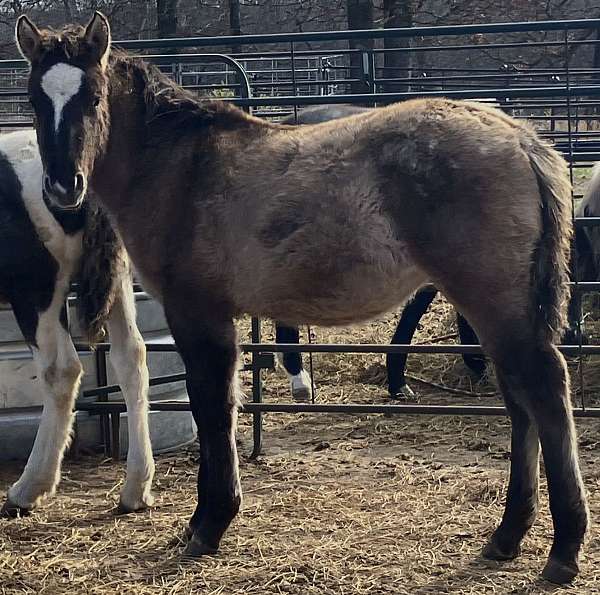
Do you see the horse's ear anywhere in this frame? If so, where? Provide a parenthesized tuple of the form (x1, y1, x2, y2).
(15, 15, 42, 63)
(84, 11, 111, 69)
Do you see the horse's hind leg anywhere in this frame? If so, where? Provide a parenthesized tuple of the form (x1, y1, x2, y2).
(456, 313, 486, 377)
(482, 384, 539, 560)
(106, 274, 154, 513)
(429, 261, 586, 581)
(275, 323, 312, 402)
(387, 286, 437, 399)
(480, 329, 588, 583)
(1, 296, 82, 516)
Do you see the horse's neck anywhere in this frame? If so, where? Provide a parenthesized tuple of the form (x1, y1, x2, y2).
(92, 65, 266, 215)
(91, 85, 145, 209)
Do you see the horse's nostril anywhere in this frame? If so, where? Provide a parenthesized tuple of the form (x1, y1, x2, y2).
(43, 174, 53, 195)
(74, 172, 86, 195)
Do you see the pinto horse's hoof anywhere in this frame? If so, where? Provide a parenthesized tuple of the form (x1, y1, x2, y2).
(114, 498, 152, 516)
(182, 533, 219, 558)
(390, 384, 417, 402)
(541, 557, 579, 585)
(290, 370, 313, 402)
(481, 537, 520, 561)
(0, 498, 30, 519)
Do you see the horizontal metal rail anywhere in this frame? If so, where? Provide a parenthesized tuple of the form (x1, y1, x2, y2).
(112, 19, 600, 51)
(0, 18, 589, 69)
(70, 342, 600, 357)
(226, 85, 600, 109)
(74, 400, 600, 419)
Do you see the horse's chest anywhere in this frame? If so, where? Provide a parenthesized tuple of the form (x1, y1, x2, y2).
(6, 142, 83, 275)
(20, 193, 82, 278)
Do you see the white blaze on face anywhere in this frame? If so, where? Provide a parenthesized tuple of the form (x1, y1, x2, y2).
(40, 63, 85, 134)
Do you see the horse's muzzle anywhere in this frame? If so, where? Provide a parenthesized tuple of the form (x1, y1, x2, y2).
(43, 171, 87, 210)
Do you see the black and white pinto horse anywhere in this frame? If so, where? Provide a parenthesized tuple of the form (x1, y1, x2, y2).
(275, 105, 486, 400)
(0, 130, 154, 517)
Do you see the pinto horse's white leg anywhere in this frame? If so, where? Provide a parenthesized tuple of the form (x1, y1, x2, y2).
(107, 273, 154, 512)
(3, 298, 82, 515)
(274, 323, 313, 402)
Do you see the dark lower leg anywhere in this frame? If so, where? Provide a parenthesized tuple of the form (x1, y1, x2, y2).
(532, 351, 588, 582)
(483, 389, 539, 560)
(456, 313, 486, 377)
(387, 287, 437, 396)
(493, 345, 587, 583)
(275, 323, 303, 376)
(534, 347, 588, 583)
(168, 313, 241, 554)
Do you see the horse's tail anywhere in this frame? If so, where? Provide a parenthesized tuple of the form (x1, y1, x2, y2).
(526, 136, 573, 345)
(76, 201, 128, 346)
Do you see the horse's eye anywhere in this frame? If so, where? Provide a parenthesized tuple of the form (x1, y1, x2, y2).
(93, 96, 101, 108)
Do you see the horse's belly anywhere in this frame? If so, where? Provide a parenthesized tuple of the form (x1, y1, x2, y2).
(259, 260, 427, 326)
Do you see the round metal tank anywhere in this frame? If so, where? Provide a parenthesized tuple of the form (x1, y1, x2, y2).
(0, 294, 195, 461)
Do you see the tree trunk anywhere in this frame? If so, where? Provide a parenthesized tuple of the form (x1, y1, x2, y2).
(346, 0, 374, 95)
(156, 0, 179, 38)
(383, 0, 413, 93)
(62, 0, 75, 20)
(592, 27, 600, 120)
(229, 0, 242, 54)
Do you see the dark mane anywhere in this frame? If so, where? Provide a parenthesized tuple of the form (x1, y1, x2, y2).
(76, 198, 126, 345)
(108, 49, 252, 130)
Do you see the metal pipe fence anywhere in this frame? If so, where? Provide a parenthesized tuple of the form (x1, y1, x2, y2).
(5, 18, 600, 457)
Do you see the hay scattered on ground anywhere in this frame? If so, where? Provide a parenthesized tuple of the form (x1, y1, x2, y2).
(1, 410, 600, 594)
(2, 297, 600, 593)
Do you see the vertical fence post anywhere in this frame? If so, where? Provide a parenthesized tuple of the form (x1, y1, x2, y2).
(290, 41, 298, 122)
(96, 347, 111, 456)
(250, 317, 263, 458)
(564, 28, 586, 411)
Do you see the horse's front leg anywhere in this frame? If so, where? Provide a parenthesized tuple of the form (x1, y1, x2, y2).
(166, 305, 241, 555)
(1, 298, 82, 516)
(106, 273, 154, 513)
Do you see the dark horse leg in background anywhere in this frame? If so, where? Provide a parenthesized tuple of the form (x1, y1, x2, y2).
(387, 286, 486, 398)
(275, 323, 313, 401)
(276, 287, 489, 401)
(457, 312, 487, 376)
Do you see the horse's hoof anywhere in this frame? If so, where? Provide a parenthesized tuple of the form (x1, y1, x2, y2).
(391, 384, 417, 401)
(0, 498, 30, 519)
(541, 557, 579, 585)
(481, 537, 520, 561)
(291, 371, 313, 402)
(182, 534, 219, 558)
(116, 492, 155, 515)
(115, 499, 151, 516)
(292, 386, 311, 402)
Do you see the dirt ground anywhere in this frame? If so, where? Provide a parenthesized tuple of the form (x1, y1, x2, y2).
(0, 170, 599, 594)
(1, 301, 600, 595)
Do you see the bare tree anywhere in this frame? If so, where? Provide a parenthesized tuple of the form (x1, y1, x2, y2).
(346, 0, 374, 93)
(383, 0, 412, 92)
(156, 0, 179, 37)
(228, 0, 241, 53)
(62, 0, 75, 19)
